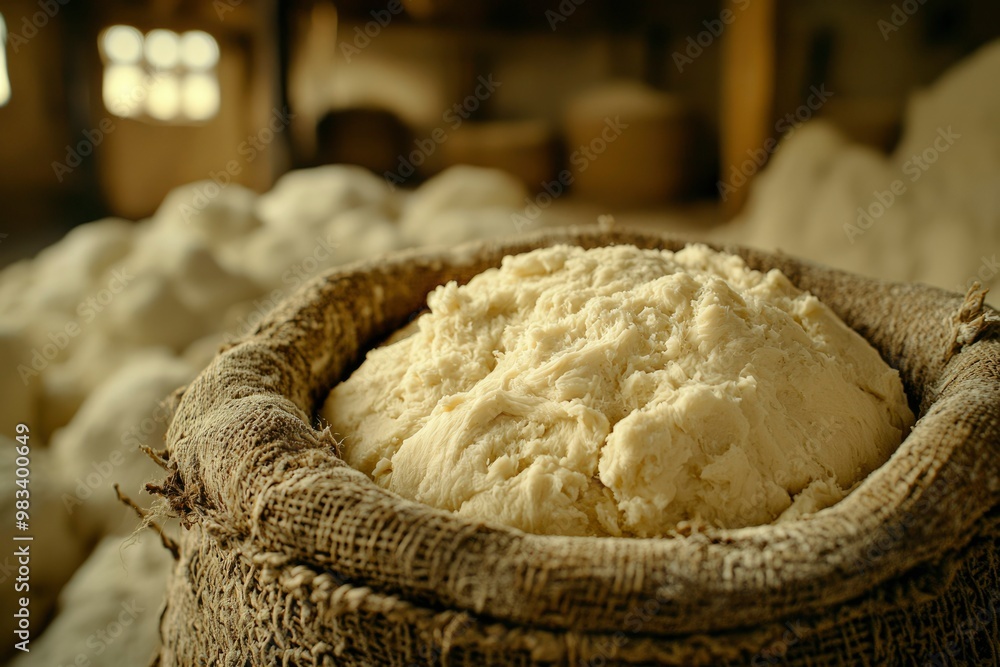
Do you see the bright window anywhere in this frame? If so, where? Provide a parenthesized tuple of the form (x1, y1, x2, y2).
(99, 25, 220, 122)
(0, 14, 11, 107)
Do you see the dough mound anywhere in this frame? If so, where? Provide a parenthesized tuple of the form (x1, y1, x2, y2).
(322, 244, 914, 537)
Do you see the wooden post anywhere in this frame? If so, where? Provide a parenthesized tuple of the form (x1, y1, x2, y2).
(720, 0, 776, 218)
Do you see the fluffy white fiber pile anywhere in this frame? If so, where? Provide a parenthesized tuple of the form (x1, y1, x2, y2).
(713, 40, 1000, 308)
(0, 164, 528, 666)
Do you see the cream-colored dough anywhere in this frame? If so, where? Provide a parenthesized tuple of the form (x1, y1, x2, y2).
(322, 244, 914, 537)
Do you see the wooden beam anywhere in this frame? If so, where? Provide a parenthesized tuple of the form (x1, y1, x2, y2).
(720, 0, 776, 218)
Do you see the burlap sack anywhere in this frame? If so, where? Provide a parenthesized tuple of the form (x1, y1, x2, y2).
(151, 228, 1000, 666)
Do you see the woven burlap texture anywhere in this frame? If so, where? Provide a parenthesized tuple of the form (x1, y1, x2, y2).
(151, 228, 1000, 666)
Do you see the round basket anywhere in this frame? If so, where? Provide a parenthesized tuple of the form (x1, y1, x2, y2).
(152, 228, 1000, 666)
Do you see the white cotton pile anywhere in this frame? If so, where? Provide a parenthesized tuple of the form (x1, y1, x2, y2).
(0, 437, 89, 653)
(9, 535, 174, 667)
(103, 273, 208, 351)
(0, 326, 39, 436)
(324, 207, 405, 265)
(0, 163, 526, 429)
(714, 39, 1000, 306)
(399, 165, 528, 246)
(154, 181, 263, 247)
(14, 219, 135, 322)
(255, 164, 398, 234)
(239, 168, 404, 289)
(0, 260, 34, 323)
(891, 41, 1000, 295)
(50, 352, 197, 539)
(124, 236, 260, 343)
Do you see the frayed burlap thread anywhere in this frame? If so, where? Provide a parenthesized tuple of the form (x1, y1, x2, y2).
(153, 227, 1000, 666)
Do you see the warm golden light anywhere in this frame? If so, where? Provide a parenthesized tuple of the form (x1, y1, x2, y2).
(102, 64, 145, 117)
(181, 72, 220, 120)
(144, 29, 180, 69)
(98, 25, 221, 122)
(101, 24, 144, 64)
(147, 74, 181, 120)
(180, 30, 220, 70)
(0, 13, 10, 107)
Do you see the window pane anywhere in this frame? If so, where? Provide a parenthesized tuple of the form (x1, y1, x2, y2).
(180, 31, 219, 70)
(182, 72, 220, 120)
(0, 13, 10, 106)
(101, 25, 143, 64)
(147, 73, 181, 120)
(145, 29, 180, 69)
(103, 64, 145, 117)
(97, 24, 220, 122)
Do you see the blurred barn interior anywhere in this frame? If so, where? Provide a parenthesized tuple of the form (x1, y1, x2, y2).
(2, 0, 998, 265)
